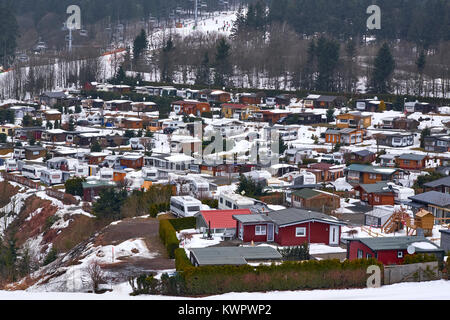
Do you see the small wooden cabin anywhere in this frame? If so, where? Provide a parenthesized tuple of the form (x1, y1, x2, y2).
(414, 209, 434, 237)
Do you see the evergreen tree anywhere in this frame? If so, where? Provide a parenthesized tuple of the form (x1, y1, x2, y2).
(90, 140, 102, 152)
(230, 5, 246, 40)
(93, 188, 128, 221)
(213, 38, 232, 88)
(279, 135, 288, 155)
(22, 115, 33, 127)
(65, 177, 86, 197)
(114, 65, 127, 84)
(133, 29, 148, 61)
(326, 108, 335, 122)
(68, 117, 75, 131)
(159, 38, 175, 83)
(0, 3, 19, 67)
(314, 37, 340, 92)
(420, 127, 431, 148)
(370, 43, 395, 94)
(195, 52, 211, 86)
(416, 50, 426, 95)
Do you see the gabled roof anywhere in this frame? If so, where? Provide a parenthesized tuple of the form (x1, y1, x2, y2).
(291, 188, 322, 199)
(234, 208, 345, 226)
(190, 246, 282, 266)
(409, 191, 450, 207)
(268, 208, 345, 226)
(397, 153, 427, 161)
(199, 209, 251, 229)
(346, 164, 399, 175)
(356, 182, 395, 194)
(423, 176, 450, 188)
(352, 236, 443, 253)
(353, 150, 375, 157)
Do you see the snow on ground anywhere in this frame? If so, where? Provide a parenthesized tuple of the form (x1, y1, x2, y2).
(2, 279, 450, 300)
(267, 205, 286, 211)
(28, 238, 156, 293)
(177, 229, 222, 258)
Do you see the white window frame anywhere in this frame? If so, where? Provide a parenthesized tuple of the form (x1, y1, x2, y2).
(295, 227, 306, 237)
(397, 251, 403, 258)
(357, 249, 363, 259)
(255, 225, 267, 236)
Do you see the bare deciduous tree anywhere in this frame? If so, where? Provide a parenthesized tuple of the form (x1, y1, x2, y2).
(86, 259, 106, 293)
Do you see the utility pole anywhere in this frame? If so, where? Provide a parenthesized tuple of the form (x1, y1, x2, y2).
(194, 0, 198, 28)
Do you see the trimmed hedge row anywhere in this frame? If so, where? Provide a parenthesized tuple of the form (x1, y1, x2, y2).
(179, 258, 383, 296)
(174, 248, 193, 271)
(402, 253, 437, 265)
(159, 219, 179, 259)
(168, 217, 196, 231)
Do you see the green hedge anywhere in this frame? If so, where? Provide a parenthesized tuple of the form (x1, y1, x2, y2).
(402, 253, 437, 265)
(180, 258, 383, 296)
(174, 248, 194, 271)
(159, 219, 180, 259)
(168, 217, 196, 231)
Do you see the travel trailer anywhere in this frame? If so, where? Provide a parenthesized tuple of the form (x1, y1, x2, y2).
(170, 196, 202, 217)
(99, 168, 114, 181)
(22, 165, 46, 180)
(40, 169, 63, 185)
(5, 159, 18, 172)
(142, 167, 159, 181)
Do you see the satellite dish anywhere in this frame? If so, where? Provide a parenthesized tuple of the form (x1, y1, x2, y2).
(407, 245, 416, 255)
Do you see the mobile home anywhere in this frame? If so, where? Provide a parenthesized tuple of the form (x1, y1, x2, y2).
(170, 196, 202, 217)
(22, 165, 46, 180)
(40, 169, 63, 185)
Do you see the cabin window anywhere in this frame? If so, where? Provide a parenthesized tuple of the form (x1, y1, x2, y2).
(295, 227, 306, 237)
(219, 197, 223, 204)
(225, 200, 232, 208)
(369, 173, 377, 180)
(397, 251, 403, 258)
(255, 225, 266, 236)
(366, 253, 372, 259)
(357, 249, 363, 259)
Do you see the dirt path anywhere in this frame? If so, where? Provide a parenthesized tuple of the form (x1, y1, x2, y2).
(93, 217, 175, 281)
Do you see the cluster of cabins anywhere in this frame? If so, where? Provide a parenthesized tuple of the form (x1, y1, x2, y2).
(1, 86, 449, 269)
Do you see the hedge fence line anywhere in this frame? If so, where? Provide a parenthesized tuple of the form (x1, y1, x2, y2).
(158, 219, 180, 259)
(174, 256, 383, 296)
(159, 217, 197, 259)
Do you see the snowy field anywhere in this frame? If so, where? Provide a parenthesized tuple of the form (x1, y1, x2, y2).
(1, 280, 449, 300)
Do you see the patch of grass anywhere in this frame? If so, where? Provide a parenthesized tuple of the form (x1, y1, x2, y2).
(53, 215, 104, 252)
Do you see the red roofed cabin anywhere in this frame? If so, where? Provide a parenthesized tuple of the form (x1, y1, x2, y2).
(195, 209, 251, 237)
(233, 208, 346, 246)
(172, 100, 211, 117)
